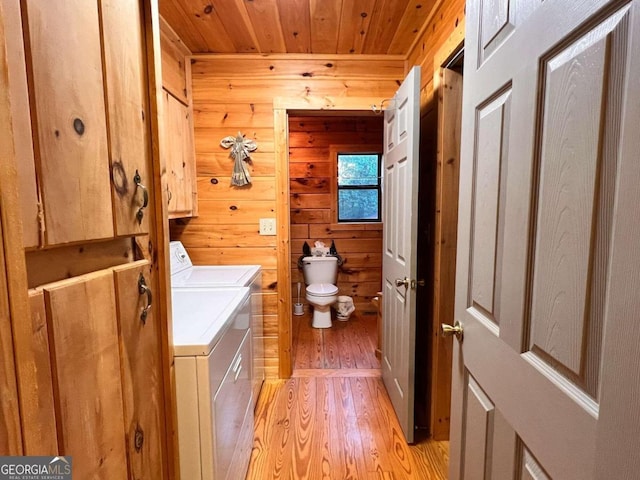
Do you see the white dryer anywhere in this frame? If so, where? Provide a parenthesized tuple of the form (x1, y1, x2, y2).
(172, 286, 253, 480)
(171, 240, 263, 480)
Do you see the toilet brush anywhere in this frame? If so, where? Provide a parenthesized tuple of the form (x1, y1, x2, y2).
(294, 282, 304, 315)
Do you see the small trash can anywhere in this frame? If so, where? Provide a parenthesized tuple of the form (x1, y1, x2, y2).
(335, 295, 355, 321)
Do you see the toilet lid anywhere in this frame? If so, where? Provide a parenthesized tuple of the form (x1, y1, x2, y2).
(306, 283, 338, 296)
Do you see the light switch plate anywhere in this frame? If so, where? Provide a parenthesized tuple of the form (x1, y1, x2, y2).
(259, 218, 276, 235)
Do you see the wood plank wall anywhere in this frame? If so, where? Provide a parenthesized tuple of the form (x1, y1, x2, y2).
(407, 0, 466, 110)
(289, 115, 383, 312)
(169, 55, 404, 378)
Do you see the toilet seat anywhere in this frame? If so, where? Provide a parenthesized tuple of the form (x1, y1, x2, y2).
(306, 283, 338, 297)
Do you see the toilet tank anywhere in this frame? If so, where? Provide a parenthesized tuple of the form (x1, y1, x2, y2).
(301, 256, 338, 285)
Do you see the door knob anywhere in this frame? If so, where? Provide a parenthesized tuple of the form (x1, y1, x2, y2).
(395, 277, 410, 288)
(441, 320, 463, 341)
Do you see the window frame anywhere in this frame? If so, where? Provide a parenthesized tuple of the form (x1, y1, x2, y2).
(330, 145, 383, 224)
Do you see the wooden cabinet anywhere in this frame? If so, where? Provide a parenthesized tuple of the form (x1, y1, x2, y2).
(1, 1, 172, 477)
(162, 90, 197, 218)
(160, 17, 198, 219)
(29, 261, 166, 479)
(18, 0, 152, 247)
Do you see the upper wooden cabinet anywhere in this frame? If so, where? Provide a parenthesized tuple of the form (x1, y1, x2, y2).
(162, 90, 198, 217)
(18, 0, 152, 247)
(160, 17, 198, 219)
(160, 17, 189, 105)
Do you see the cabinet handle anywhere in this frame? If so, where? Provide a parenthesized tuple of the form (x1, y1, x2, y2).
(133, 170, 148, 225)
(138, 273, 152, 324)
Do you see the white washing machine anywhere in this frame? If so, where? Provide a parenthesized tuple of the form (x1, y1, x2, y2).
(169, 241, 264, 403)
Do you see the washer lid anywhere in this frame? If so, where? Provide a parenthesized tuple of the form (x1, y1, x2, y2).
(306, 283, 338, 296)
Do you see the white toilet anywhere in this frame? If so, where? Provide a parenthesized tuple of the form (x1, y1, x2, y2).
(301, 256, 339, 328)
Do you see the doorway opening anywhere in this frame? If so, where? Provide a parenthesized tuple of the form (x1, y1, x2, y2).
(287, 112, 384, 374)
(414, 44, 464, 441)
(273, 49, 462, 440)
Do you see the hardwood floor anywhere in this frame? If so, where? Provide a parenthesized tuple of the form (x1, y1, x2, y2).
(247, 377, 449, 479)
(292, 309, 380, 370)
(247, 308, 450, 479)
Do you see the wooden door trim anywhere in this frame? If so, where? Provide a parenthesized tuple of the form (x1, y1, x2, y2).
(142, 0, 176, 477)
(0, 1, 47, 454)
(429, 19, 465, 441)
(273, 96, 387, 379)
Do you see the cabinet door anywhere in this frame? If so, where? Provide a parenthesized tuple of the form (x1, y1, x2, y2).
(43, 270, 128, 479)
(160, 16, 189, 105)
(101, 0, 151, 236)
(162, 90, 197, 218)
(23, 0, 114, 245)
(113, 260, 167, 479)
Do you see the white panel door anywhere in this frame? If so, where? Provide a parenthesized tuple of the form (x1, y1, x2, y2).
(382, 66, 420, 443)
(451, 1, 640, 478)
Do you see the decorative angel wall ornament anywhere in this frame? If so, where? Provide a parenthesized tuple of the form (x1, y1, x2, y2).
(220, 131, 257, 186)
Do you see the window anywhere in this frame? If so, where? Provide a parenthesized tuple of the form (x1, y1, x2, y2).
(337, 153, 381, 222)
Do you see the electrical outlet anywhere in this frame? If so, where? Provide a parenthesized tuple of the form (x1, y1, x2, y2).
(259, 218, 276, 236)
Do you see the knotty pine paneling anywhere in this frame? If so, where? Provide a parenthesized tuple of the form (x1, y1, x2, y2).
(171, 55, 402, 378)
(290, 224, 310, 239)
(193, 103, 275, 129)
(196, 176, 276, 201)
(197, 152, 276, 176)
(289, 115, 383, 313)
(194, 127, 276, 153)
(289, 147, 331, 162)
(170, 223, 277, 248)
(290, 177, 330, 194)
(289, 162, 333, 178)
(190, 55, 405, 79)
(388, 0, 439, 54)
(406, 0, 466, 109)
(192, 78, 402, 103)
(185, 247, 277, 268)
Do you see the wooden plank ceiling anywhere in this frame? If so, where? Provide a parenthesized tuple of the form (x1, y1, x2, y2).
(159, 0, 438, 55)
